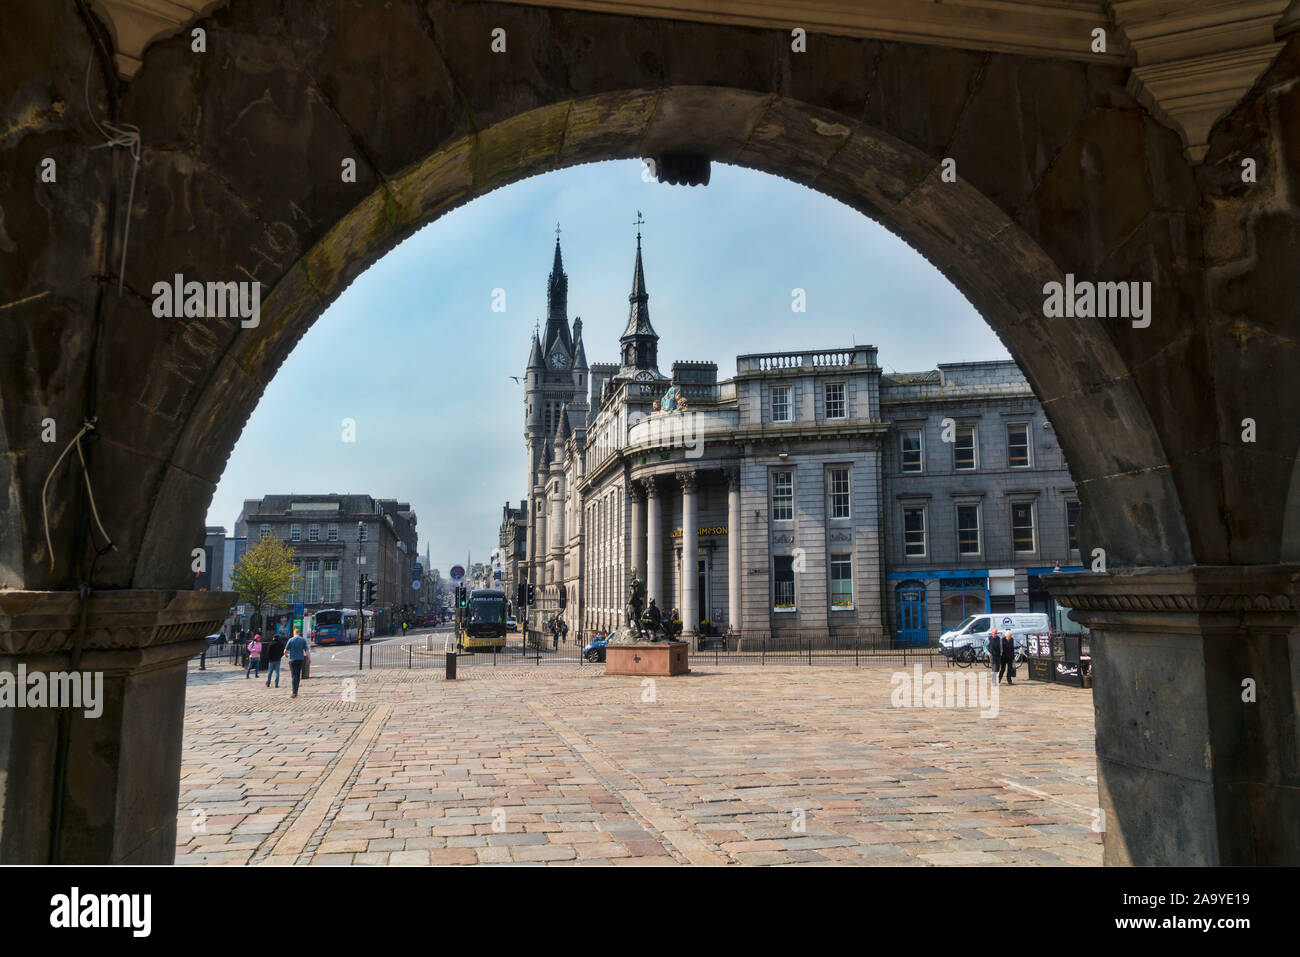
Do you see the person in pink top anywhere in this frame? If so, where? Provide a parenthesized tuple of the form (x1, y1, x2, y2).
(245, 634, 263, 678)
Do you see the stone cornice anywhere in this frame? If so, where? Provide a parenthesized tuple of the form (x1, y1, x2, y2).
(1046, 565, 1300, 634)
(0, 588, 235, 655)
(1111, 0, 1292, 161)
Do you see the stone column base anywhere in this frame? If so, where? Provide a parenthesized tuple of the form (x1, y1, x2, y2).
(0, 588, 234, 864)
(1048, 565, 1300, 865)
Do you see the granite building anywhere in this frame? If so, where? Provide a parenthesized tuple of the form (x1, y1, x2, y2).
(234, 494, 419, 633)
(521, 233, 1080, 645)
(497, 500, 527, 609)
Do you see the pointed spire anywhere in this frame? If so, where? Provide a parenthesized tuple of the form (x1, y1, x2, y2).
(622, 231, 656, 340)
(555, 402, 571, 443)
(544, 229, 573, 357)
(573, 317, 588, 370)
(527, 331, 544, 370)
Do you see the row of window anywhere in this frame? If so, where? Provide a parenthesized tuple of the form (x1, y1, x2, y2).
(259, 523, 367, 542)
(772, 553, 853, 611)
(769, 382, 847, 423)
(770, 467, 853, 521)
(901, 500, 1080, 558)
(899, 422, 1033, 473)
(288, 559, 342, 604)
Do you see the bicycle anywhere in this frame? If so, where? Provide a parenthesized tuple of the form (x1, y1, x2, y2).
(952, 643, 991, 668)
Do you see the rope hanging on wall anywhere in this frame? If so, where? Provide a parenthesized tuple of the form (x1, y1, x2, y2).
(41, 417, 115, 572)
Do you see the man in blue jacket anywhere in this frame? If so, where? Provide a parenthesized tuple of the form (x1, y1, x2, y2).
(284, 628, 309, 698)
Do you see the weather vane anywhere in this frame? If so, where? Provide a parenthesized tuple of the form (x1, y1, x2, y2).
(634, 210, 644, 243)
(555, 221, 561, 240)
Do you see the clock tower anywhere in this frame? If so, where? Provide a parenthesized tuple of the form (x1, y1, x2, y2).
(524, 230, 584, 541)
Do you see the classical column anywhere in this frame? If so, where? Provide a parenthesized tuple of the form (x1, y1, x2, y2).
(0, 589, 232, 863)
(679, 470, 699, 639)
(727, 468, 742, 635)
(631, 481, 647, 584)
(1050, 565, 1300, 866)
(645, 479, 662, 608)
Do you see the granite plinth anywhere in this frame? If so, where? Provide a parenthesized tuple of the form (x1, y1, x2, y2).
(605, 641, 689, 676)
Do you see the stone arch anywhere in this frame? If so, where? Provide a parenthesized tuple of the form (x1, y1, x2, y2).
(132, 89, 1191, 587)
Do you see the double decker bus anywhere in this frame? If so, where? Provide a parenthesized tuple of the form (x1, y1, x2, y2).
(311, 608, 372, 645)
(456, 589, 508, 652)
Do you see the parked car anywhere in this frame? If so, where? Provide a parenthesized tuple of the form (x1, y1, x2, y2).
(938, 612, 1050, 662)
(204, 632, 225, 644)
(583, 634, 611, 662)
(507, 616, 518, 632)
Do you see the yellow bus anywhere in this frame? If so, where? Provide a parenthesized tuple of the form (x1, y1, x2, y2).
(457, 589, 508, 652)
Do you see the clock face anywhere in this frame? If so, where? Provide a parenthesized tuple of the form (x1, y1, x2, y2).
(635, 371, 653, 381)
(550, 352, 568, 369)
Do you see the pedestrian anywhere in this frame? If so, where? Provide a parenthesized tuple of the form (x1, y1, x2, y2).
(264, 632, 285, 688)
(284, 627, 309, 698)
(999, 630, 1017, 685)
(245, 634, 262, 678)
(560, 618, 569, 644)
(401, 618, 408, 638)
(987, 628, 1002, 681)
(551, 617, 559, 650)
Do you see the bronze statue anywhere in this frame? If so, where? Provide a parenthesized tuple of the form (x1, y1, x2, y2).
(626, 570, 646, 638)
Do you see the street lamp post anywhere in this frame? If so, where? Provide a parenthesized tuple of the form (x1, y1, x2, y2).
(358, 521, 365, 670)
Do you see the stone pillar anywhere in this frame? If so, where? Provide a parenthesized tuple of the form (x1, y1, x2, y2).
(727, 469, 742, 635)
(0, 588, 233, 863)
(646, 479, 662, 608)
(679, 470, 698, 640)
(1049, 566, 1300, 865)
(631, 482, 646, 585)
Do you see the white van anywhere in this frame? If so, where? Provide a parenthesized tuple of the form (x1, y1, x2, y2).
(938, 612, 1051, 661)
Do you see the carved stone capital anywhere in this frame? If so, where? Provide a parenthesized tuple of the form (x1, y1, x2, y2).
(676, 469, 698, 492)
(1046, 565, 1300, 636)
(630, 480, 647, 502)
(0, 588, 236, 656)
(725, 467, 741, 491)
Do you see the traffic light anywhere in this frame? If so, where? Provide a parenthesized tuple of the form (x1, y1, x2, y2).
(365, 579, 377, 605)
(526, 581, 535, 606)
(458, 585, 468, 608)
(516, 580, 526, 610)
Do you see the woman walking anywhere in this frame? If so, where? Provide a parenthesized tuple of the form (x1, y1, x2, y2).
(987, 628, 1002, 681)
(245, 633, 263, 678)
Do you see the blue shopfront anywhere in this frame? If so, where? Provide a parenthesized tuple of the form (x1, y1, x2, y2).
(889, 569, 992, 646)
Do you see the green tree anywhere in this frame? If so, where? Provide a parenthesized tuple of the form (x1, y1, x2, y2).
(231, 537, 298, 631)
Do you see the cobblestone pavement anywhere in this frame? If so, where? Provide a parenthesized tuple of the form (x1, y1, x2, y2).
(177, 654, 1102, 866)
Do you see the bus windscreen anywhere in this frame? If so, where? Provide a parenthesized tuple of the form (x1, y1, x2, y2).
(469, 597, 505, 625)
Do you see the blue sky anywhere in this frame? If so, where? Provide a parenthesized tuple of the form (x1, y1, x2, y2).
(207, 159, 1008, 572)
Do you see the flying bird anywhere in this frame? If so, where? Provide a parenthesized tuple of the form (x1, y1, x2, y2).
(508, 376, 522, 384)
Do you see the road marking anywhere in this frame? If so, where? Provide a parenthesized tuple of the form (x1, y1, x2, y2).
(261, 703, 392, 865)
(528, 703, 727, 865)
(993, 778, 1092, 814)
